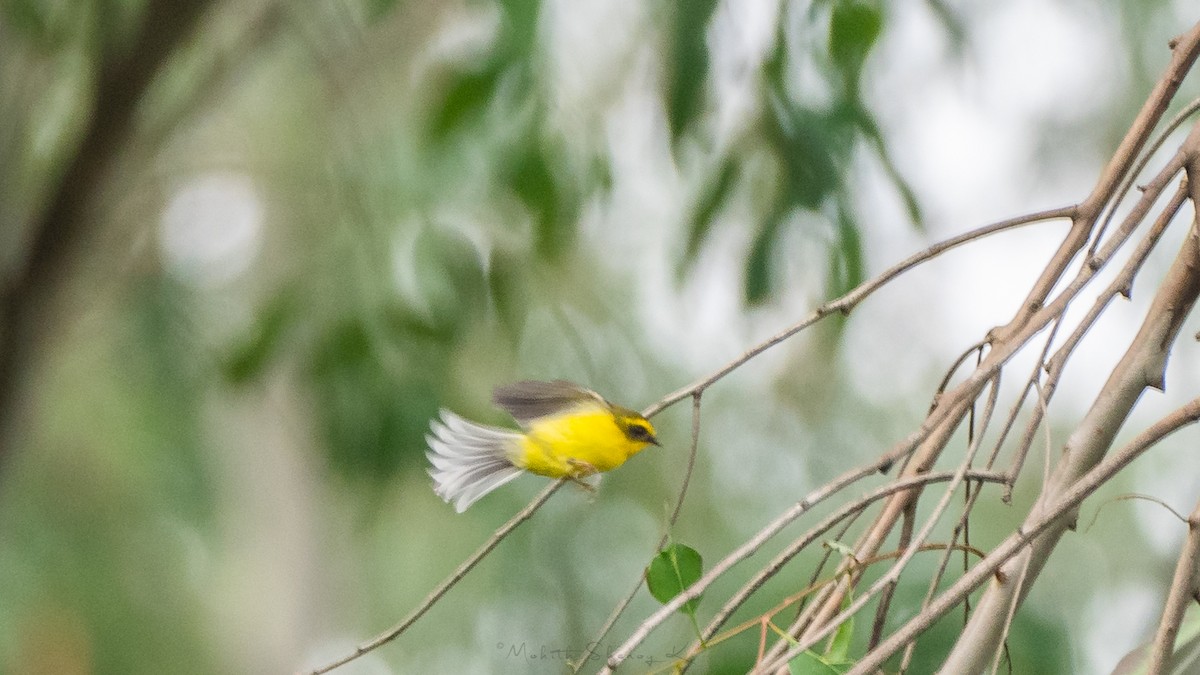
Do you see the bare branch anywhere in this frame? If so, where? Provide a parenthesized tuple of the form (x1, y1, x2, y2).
(1002, 180, 1189, 500)
(0, 0, 216, 463)
(1089, 95, 1200, 257)
(783, 98, 1194, 667)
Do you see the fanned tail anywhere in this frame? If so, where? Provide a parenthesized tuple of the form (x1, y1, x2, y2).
(426, 410, 524, 512)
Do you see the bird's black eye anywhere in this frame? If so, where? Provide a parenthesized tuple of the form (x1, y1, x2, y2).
(627, 423, 655, 443)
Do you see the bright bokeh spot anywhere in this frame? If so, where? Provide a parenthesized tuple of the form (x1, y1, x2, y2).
(160, 172, 263, 287)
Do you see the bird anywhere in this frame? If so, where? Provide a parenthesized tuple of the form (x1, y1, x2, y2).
(426, 380, 660, 512)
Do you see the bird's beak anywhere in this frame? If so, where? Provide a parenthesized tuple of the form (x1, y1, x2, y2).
(649, 436, 661, 447)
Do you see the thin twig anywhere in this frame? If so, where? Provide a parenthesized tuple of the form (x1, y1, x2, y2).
(799, 510, 866, 629)
(301, 478, 568, 675)
(671, 393, 704, 526)
(900, 353, 1017, 672)
(644, 207, 1074, 418)
(985, 316, 1060, 495)
(1083, 494, 1191, 534)
(930, 341, 989, 412)
(986, 538, 1033, 675)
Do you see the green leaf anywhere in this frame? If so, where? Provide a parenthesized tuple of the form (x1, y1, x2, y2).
(364, 0, 402, 22)
(827, 613, 854, 663)
(645, 543, 704, 614)
(309, 315, 446, 482)
(510, 142, 576, 259)
(829, 0, 883, 87)
(766, 97, 842, 211)
(222, 290, 297, 384)
(3, 0, 78, 47)
(427, 0, 541, 139)
(497, 0, 542, 60)
(413, 226, 488, 335)
(828, 206, 864, 298)
(488, 247, 530, 336)
(744, 211, 784, 305)
(680, 158, 739, 275)
(855, 107, 923, 228)
(667, 0, 721, 139)
(428, 63, 503, 140)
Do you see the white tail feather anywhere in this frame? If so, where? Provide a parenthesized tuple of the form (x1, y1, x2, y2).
(426, 410, 524, 512)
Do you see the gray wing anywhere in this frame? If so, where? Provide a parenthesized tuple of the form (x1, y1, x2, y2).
(491, 379, 606, 427)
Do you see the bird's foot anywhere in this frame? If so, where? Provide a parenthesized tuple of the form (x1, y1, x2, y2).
(566, 459, 600, 493)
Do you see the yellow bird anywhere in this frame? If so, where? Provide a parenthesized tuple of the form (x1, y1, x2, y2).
(427, 380, 660, 512)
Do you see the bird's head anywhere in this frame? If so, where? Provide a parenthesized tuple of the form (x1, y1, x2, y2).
(613, 408, 660, 449)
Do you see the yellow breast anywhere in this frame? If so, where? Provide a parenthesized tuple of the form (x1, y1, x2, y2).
(514, 406, 645, 478)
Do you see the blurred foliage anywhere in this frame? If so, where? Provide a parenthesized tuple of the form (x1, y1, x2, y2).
(667, 0, 721, 141)
(0, 0, 1189, 673)
(676, 0, 919, 307)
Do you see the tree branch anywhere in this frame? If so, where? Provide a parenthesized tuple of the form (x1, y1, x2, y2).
(1147, 499, 1200, 674)
(0, 0, 215, 463)
(1143, 128, 1200, 675)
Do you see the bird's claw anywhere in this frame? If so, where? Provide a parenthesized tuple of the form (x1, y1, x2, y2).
(566, 459, 599, 493)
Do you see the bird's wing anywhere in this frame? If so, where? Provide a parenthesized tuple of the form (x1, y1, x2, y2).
(491, 379, 607, 427)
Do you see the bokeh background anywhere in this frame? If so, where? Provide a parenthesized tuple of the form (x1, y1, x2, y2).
(2, 1, 1200, 673)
